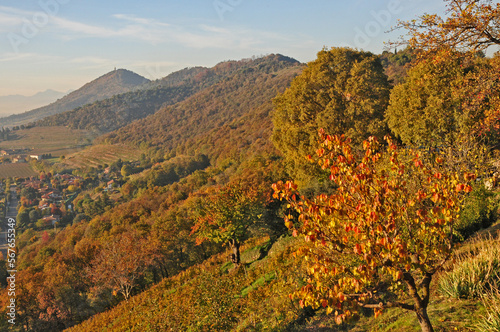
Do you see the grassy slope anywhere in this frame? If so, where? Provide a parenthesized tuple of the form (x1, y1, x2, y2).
(65, 236, 304, 331)
(0, 163, 37, 179)
(65, 223, 500, 332)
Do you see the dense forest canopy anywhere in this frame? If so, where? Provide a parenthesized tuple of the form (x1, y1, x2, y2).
(272, 47, 390, 186)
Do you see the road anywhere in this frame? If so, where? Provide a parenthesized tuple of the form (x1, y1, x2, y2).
(0, 185, 17, 260)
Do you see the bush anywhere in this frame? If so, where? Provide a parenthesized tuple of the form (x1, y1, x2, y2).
(439, 237, 500, 299)
(455, 184, 498, 240)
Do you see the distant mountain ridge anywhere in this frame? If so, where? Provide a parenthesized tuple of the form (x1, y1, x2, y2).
(35, 66, 213, 134)
(0, 89, 68, 117)
(0, 69, 150, 127)
(36, 55, 301, 136)
(100, 54, 303, 161)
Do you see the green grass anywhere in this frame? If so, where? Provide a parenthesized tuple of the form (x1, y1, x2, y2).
(240, 271, 276, 297)
(438, 233, 500, 300)
(476, 290, 500, 332)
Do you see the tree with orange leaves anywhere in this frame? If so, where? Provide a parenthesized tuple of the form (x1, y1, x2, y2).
(87, 232, 157, 301)
(273, 130, 474, 332)
(393, 0, 500, 52)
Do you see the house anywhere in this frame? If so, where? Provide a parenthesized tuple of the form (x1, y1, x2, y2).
(42, 215, 61, 226)
(22, 179, 42, 190)
(41, 190, 62, 203)
(12, 155, 27, 163)
(0, 149, 14, 156)
(68, 176, 82, 186)
(30, 155, 41, 160)
(38, 202, 51, 211)
(105, 180, 120, 190)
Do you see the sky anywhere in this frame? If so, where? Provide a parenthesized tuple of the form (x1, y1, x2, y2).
(0, 0, 448, 100)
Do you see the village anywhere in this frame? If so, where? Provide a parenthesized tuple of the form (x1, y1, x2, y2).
(0, 149, 51, 164)
(3, 163, 123, 232)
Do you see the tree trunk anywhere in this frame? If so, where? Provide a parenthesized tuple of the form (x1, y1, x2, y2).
(230, 240, 241, 265)
(415, 306, 434, 332)
(403, 272, 435, 332)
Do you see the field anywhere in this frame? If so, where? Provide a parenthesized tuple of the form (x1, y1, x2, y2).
(63, 144, 142, 169)
(0, 163, 37, 179)
(0, 126, 93, 157)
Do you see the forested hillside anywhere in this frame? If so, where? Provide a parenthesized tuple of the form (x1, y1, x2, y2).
(99, 54, 302, 162)
(0, 54, 303, 331)
(34, 56, 300, 137)
(35, 67, 212, 133)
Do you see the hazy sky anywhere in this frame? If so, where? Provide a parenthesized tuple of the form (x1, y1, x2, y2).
(0, 0, 447, 96)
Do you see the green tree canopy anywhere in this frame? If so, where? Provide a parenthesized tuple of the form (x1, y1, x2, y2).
(120, 164, 133, 177)
(272, 47, 390, 185)
(191, 182, 266, 265)
(386, 50, 497, 148)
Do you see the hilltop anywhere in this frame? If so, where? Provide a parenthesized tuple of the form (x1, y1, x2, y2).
(36, 55, 301, 136)
(100, 54, 302, 161)
(0, 69, 149, 127)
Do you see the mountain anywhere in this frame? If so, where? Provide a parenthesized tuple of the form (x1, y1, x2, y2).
(100, 54, 303, 162)
(0, 54, 304, 331)
(35, 56, 301, 136)
(35, 67, 217, 134)
(0, 69, 150, 127)
(0, 89, 67, 117)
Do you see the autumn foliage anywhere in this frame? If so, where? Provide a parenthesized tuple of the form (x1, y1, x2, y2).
(394, 0, 500, 52)
(273, 130, 475, 331)
(386, 49, 500, 149)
